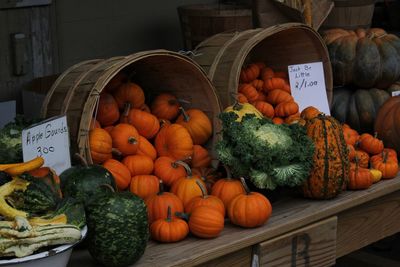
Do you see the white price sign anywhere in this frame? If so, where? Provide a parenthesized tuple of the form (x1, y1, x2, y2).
(392, 91, 400, 97)
(288, 62, 330, 115)
(22, 115, 71, 174)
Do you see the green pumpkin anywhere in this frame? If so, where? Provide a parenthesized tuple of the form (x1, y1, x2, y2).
(322, 28, 400, 89)
(60, 162, 116, 206)
(86, 190, 149, 267)
(331, 87, 390, 133)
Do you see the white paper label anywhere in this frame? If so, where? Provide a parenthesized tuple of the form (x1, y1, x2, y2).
(392, 91, 400, 97)
(288, 62, 330, 115)
(22, 115, 71, 174)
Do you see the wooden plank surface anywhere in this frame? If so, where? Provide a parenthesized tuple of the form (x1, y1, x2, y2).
(257, 217, 337, 267)
(68, 177, 400, 267)
(336, 190, 400, 258)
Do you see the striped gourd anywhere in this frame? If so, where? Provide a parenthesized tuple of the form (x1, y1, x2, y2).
(302, 115, 349, 199)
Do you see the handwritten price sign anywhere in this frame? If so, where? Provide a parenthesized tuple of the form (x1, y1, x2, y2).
(288, 62, 330, 115)
(22, 116, 71, 174)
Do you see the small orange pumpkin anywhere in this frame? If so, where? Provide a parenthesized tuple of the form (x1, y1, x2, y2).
(150, 206, 189, 243)
(251, 79, 264, 91)
(370, 151, 399, 179)
(176, 108, 212, 146)
(300, 106, 321, 120)
(188, 206, 225, 238)
(130, 175, 160, 199)
(96, 93, 120, 127)
(120, 108, 160, 139)
(110, 123, 140, 155)
(145, 181, 184, 224)
(353, 150, 370, 168)
(113, 81, 145, 109)
(122, 154, 154, 176)
(342, 126, 360, 146)
(228, 178, 272, 228)
(260, 67, 274, 81)
(191, 145, 211, 168)
(185, 180, 225, 217)
(155, 123, 194, 160)
(265, 89, 293, 105)
(154, 157, 187, 186)
(238, 84, 259, 103)
(102, 158, 131, 190)
(240, 63, 260, 83)
(151, 93, 181, 121)
(89, 128, 112, 163)
(358, 133, 384, 155)
(348, 160, 373, 190)
(136, 135, 157, 160)
(263, 77, 288, 92)
(237, 93, 248, 103)
(253, 101, 274, 118)
(274, 101, 299, 117)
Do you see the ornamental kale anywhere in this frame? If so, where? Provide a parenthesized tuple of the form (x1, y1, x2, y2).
(216, 112, 315, 190)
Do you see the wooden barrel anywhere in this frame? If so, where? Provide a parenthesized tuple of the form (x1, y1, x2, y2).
(192, 23, 333, 108)
(178, 3, 253, 50)
(320, 0, 375, 30)
(41, 50, 222, 163)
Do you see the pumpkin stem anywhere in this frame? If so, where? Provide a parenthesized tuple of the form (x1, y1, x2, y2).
(122, 102, 131, 119)
(239, 177, 250, 195)
(176, 98, 191, 105)
(196, 180, 208, 198)
(112, 148, 122, 157)
(175, 211, 189, 221)
(179, 107, 190, 122)
(383, 151, 388, 163)
(159, 119, 170, 128)
(229, 92, 243, 110)
(157, 180, 165, 195)
(74, 153, 88, 167)
(128, 137, 138, 145)
(166, 206, 172, 222)
(222, 165, 232, 179)
(373, 132, 379, 139)
(175, 160, 192, 177)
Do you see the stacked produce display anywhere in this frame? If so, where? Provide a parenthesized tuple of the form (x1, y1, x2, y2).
(1, 22, 400, 267)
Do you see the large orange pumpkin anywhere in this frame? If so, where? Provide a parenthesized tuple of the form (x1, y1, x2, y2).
(176, 108, 212, 145)
(122, 155, 154, 176)
(227, 178, 272, 228)
(151, 93, 181, 121)
(145, 181, 184, 224)
(120, 108, 160, 139)
(113, 81, 145, 109)
(185, 180, 225, 217)
(130, 175, 159, 199)
(155, 123, 194, 160)
(169, 162, 205, 207)
(154, 157, 187, 186)
(191, 145, 211, 168)
(110, 123, 140, 155)
(102, 158, 131, 190)
(89, 128, 112, 163)
(96, 93, 120, 126)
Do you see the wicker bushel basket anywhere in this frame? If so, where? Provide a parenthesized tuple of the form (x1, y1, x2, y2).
(41, 50, 222, 163)
(192, 23, 333, 108)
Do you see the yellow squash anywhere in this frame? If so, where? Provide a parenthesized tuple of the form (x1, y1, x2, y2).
(224, 102, 263, 122)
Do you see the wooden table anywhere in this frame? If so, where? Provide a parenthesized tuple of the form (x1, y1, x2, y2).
(68, 177, 400, 267)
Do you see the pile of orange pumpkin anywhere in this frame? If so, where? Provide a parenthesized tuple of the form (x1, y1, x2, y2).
(87, 72, 273, 242)
(238, 63, 301, 125)
(343, 124, 399, 190)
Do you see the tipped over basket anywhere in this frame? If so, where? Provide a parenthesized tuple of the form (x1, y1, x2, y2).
(41, 50, 222, 163)
(192, 23, 333, 108)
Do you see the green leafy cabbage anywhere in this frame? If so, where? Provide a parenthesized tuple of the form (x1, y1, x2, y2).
(216, 112, 315, 190)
